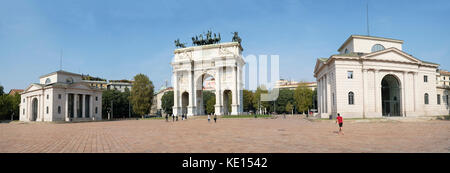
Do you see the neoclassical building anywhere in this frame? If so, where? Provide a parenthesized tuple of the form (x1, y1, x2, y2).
(314, 35, 449, 118)
(171, 42, 244, 116)
(20, 70, 103, 122)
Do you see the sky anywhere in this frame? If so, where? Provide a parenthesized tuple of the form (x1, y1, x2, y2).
(1, 0, 449, 92)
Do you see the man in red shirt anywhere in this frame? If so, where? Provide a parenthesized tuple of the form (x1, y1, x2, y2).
(336, 113, 344, 135)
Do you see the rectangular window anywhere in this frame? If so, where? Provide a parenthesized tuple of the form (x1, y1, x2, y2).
(58, 94, 62, 99)
(424, 75, 428, 83)
(437, 94, 441, 105)
(347, 71, 353, 79)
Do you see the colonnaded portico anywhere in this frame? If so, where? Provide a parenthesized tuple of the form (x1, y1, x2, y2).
(315, 35, 450, 118)
(171, 42, 245, 116)
(20, 70, 102, 122)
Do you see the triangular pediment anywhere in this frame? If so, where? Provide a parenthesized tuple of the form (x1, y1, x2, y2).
(362, 48, 421, 64)
(23, 84, 43, 93)
(314, 58, 327, 75)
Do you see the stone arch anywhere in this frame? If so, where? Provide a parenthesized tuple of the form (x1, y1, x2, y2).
(195, 72, 216, 115)
(31, 98, 38, 121)
(181, 92, 189, 115)
(171, 42, 244, 116)
(223, 90, 232, 115)
(381, 74, 401, 117)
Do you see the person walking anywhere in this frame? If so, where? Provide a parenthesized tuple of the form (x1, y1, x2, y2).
(176, 115, 178, 121)
(165, 114, 168, 122)
(214, 114, 217, 123)
(208, 114, 211, 123)
(172, 114, 175, 122)
(336, 113, 344, 135)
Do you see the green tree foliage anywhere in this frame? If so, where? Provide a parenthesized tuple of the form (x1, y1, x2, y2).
(294, 84, 314, 114)
(0, 86, 20, 120)
(242, 89, 254, 112)
(275, 89, 295, 114)
(286, 102, 293, 114)
(206, 95, 216, 115)
(102, 88, 133, 119)
(202, 91, 215, 115)
(161, 91, 174, 115)
(130, 74, 154, 118)
(252, 87, 270, 113)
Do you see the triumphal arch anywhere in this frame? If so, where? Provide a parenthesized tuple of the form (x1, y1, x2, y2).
(171, 42, 244, 116)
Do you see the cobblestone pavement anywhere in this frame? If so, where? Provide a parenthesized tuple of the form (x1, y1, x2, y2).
(0, 117, 449, 153)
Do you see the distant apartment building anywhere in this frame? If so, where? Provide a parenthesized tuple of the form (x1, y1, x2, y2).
(82, 75, 108, 90)
(151, 86, 173, 116)
(8, 89, 24, 95)
(437, 69, 450, 89)
(274, 79, 317, 91)
(107, 80, 133, 92)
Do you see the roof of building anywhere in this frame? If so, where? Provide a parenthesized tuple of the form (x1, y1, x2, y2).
(318, 58, 329, 62)
(8, 89, 24, 95)
(440, 70, 450, 76)
(40, 70, 81, 79)
(338, 35, 404, 52)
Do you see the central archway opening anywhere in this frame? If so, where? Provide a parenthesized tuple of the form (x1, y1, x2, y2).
(196, 74, 215, 115)
(181, 92, 189, 115)
(381, 74, 401, 117)
(31, 98, 38, 121)
(223, 90, 232, 115)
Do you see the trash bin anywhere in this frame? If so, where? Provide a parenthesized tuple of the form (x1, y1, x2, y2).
(329, 115, 332, 120)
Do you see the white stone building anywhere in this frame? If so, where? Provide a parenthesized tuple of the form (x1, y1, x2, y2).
(107, 80, 133, 92)
(20, 70, 102, 122)
(171, 42, 245, 116)
(314, 35, 449, 118)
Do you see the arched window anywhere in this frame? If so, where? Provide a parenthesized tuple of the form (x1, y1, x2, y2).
(424, 93, 429, 104)
(371, 44, 385, 52)
(344, 48, 349, 54)
(66, 77, 73, 84)
(348, 92, 354, 105)
(45, 78, 51, 84)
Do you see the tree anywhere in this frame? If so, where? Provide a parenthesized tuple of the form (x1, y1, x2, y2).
(202, 91, 215, 115)
(130, 74, 154, 118)
(206, 96, 215, 115)
(294, 84, 313, 114)
(0, 85, 4, 95)
(286, 102, 294, 115)
(0, 91, 20, 120)
(243, 89, 254, 112)
(102, 89, 133, 119)
(275, 89, 295, 114)
(252, 86, 270, 114)
(161, 91, 174, 115)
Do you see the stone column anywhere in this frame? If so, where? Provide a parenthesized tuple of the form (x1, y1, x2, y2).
(173, 71, 179, 116)
(90, 94, 94, 119)
(74, 94, 78, 119)
(65, 93, 69, 121)
(326, 74, 331, 115)
(362, 69, 368, 118)
(231, 66, 238, 115)
(402, 71, 407, 117)
(187, 70, 195, 116)
(40, 94, 44, 122)
(215, 67, 223, 115)
(317, 78, 321, 115)
(82, 94, 86, 118)
(413, 72, 418, 112)
(27, 97, 30, 121)
(374, 70, 380, 114)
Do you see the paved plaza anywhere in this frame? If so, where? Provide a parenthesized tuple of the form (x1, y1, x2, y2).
(0, 116, 449, 153)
